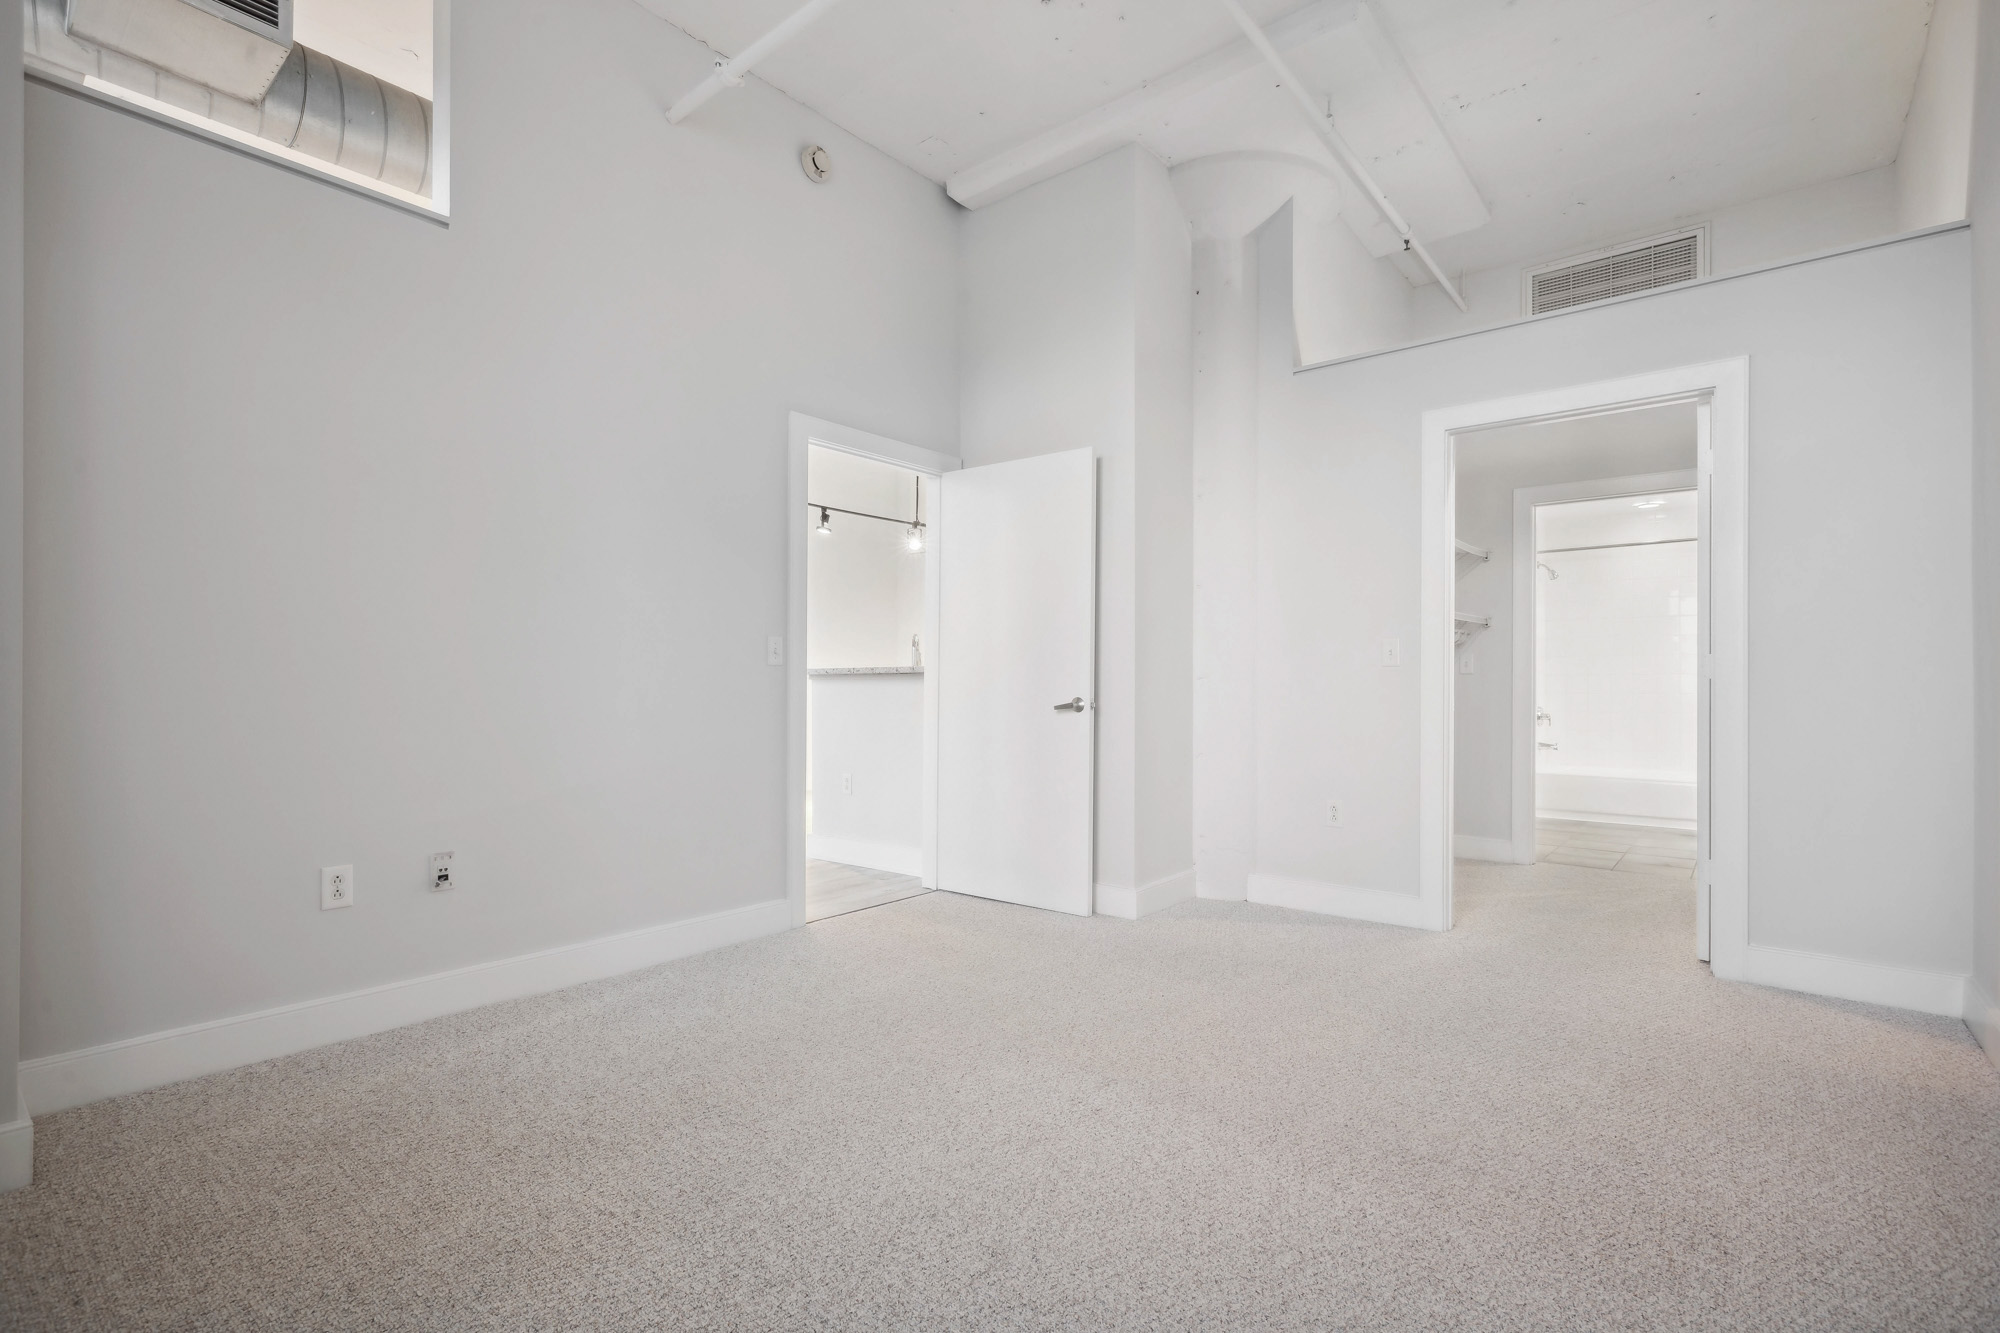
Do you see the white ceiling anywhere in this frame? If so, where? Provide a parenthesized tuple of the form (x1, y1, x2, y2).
(634, 0, 1937, 279)
(296, 0, 433, 99)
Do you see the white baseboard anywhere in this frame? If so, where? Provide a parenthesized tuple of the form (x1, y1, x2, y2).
(1247, 873, 1437, 930)
(1095, 868, 1197, 920)
(1739, 944, 1966, 1018)
(1965, 978, 2000, 1069)
(1452, 835, 1518, 863)
(806, 835, 922, 877)
(1537, 808, 1695, 831)
(0, 1092, 32, 1192)
(20, 898, 793, 1117)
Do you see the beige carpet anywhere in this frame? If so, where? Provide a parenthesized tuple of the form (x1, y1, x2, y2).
(2, 861, 1996, 1331)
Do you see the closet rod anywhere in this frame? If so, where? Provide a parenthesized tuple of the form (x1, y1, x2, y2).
(1537, 537, 1695, 555)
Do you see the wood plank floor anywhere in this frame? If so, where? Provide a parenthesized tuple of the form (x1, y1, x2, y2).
(805, 859, 930, 922)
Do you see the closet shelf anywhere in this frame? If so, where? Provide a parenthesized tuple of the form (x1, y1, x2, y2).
(1454, 613, 1491, 647)
(807, 666, 924, 676)
(1454, 539, 1491, 570)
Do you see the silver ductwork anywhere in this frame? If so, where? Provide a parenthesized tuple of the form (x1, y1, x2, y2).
(22, 0, 432, 198)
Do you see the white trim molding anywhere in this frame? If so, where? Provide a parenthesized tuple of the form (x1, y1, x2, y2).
(1511, 468, 1698, 867)
(788, 412, 959, 927)
(1096, 868, 1197, 920)
(1739, 945, 1967, 1019)
(1423, 358, 1749, 960)
(1965, 978, 2000, 1069)
(806, 836, 922, 877)
(20, 899, 792, 1117)
(1452, 835, 1517, 864)
(1247, 873, 1433, 930)
(0, 1093, 32, 1192)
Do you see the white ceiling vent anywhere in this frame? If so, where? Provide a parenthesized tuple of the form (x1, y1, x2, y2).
(1524, 228, 1708, 316)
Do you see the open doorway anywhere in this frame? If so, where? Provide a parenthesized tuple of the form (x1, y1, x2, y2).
(803, 444, 935, 922)
(1422, 360, 1748, 972)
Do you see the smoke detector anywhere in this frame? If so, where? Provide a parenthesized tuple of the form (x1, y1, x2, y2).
(801, 145, 831, 182)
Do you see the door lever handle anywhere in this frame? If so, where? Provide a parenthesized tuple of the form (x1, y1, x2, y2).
(1054, 697, 1087, 712)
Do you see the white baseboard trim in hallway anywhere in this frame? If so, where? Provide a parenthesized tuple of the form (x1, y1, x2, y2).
(1247, 874, 1432, 930)
(0, 1092, 32, 1192)
(1965, 979, 2000, 1069)
(806, 836, 922, 876)
(1740, 944, 1967, 1019)
(1453, 835, 1518, 863)
(1095, 869, 1197, 920)
(19, 899, 793, 1117)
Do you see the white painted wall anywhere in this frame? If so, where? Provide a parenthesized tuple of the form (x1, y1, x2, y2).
(1241, 213, 1972, 977)
(958, 144, 1194, 905)
(1535, 520, 1698, 824)
(806, 674, 922, 872)
(1452, 410, 1696, 842)
(1968, 0, 2000, 1061)
(21, 0, 958, 1061)
(1, 0, 25, 1148)
(1411, 168, 1904, 344)
(806, 449, 926, 670)
(1898, 0, 1978, 231)
(1191, 234, 1260, 901)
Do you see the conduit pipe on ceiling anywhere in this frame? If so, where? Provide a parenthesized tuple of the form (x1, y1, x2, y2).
(1214, 0, 1467, 311)
(666, 0, 850, 124)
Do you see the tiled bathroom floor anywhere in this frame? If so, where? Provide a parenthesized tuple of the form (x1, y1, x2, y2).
(1536, 818, 1697, 880)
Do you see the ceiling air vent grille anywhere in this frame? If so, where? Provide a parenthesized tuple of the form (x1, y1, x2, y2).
(210, 0, 283, 31)
(1527, 230, 1705, 315)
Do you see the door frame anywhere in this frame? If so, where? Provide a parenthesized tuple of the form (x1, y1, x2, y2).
(1508, 467, 1698, 866)
(787, 412, 960, 928)
(1420, 359, 1748, 980)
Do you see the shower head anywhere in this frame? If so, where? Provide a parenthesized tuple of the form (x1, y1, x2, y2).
(1538, 561, 1559, 580)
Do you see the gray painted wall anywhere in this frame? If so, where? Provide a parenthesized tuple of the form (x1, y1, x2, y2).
(1238, 225, 1972, 975)
(1970, 0, 2000, 1057)
(2, 0, 25, 1121)
(21, 0, 958, 1059)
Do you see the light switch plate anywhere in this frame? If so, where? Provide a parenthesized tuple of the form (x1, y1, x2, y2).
(1381, 638, 1402, 666)
(767, 636, 785, 666)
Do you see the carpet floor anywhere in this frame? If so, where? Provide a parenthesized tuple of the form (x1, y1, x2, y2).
(2, 861, 1996, 1331)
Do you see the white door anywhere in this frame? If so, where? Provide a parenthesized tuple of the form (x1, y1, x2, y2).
(935, 449, 1097, 916)
(1695, 401, 1714, 962)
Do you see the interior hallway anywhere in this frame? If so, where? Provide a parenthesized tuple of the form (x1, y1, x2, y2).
(2, 862, 1993, 1331)
(1537, 817, 1698, 880)
(805, 857, 929, 921)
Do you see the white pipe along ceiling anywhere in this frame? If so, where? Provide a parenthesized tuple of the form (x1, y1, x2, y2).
(666, 0, 849, 124)
(1213, 0, 1465, 311)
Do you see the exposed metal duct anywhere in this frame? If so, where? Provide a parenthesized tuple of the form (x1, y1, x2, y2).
(22, 0, 432, 197)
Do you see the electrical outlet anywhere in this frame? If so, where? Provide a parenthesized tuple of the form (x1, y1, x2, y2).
(1460, 652, 1475, 675)
(429, 851, 455, 892)
(840, 773, 854, 795)
(1326, 802, 1343, 827)
(767, 636, 785, 666)
(321, 864, 354, 911)
(1381, 638, 1402, 666)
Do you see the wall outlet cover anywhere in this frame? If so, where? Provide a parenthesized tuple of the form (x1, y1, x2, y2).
(1381, 638, 1402, 666)
(320, 865, 354, 911)
(767, 636, 785, 666)
(1327, 802, 1342, 827)
(429, 851, 455, 892)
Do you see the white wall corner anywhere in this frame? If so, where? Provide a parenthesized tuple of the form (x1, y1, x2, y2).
(1452, 835, 1518, 864)
(1966, 978, 2000, 1069)
(1247, 873, 1440, 931)
(1739, 944, 1968, 1019)
(20, 899, 793, 1117)
(0, 1092, 31, 1192)
(1095, 868, 1197, 920)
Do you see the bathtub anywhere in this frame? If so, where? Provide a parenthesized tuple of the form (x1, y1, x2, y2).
(1536, 768, 1695, 829)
